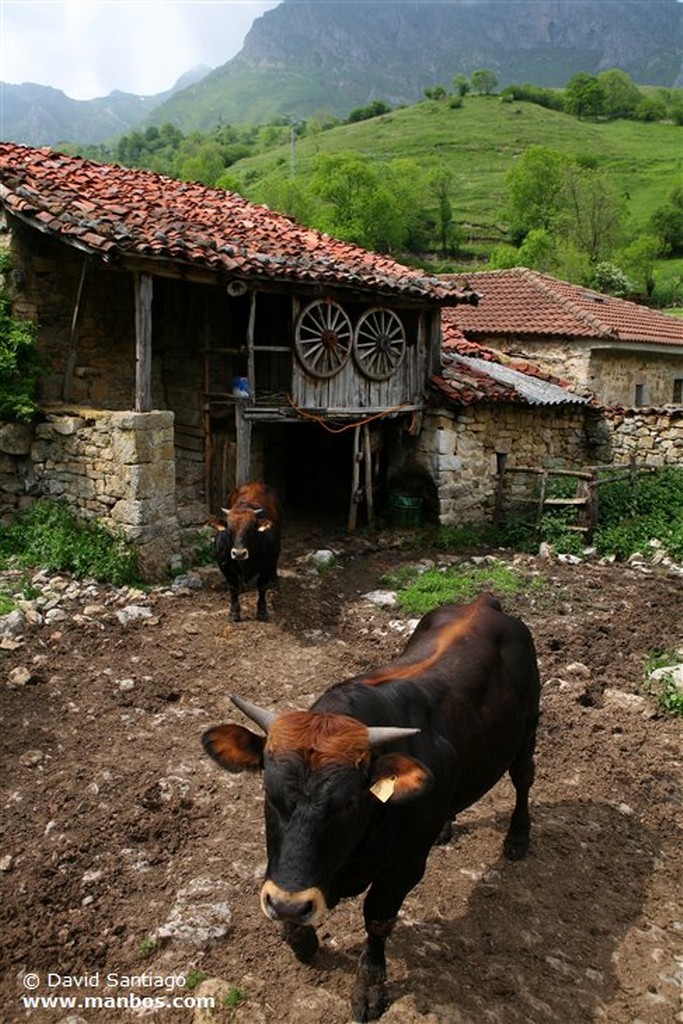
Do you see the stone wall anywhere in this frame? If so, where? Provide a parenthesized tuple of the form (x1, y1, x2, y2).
(0, 409, 179, 581)
(602, 407, 683, 465)
(418, 402, 682, 527)
(495, 335, 683, 408)
(418, 403, 605, 526)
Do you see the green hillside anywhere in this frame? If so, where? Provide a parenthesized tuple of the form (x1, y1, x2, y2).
(230, 95, 683, 248)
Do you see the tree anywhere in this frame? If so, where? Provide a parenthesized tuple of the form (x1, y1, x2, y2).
(559, 166, 626, 263)
(309, 153, 424, 253)
(428, 167, 458, 255)
(650, 185, 683, 255)
(635, 96, 667, 122)
(452, 74, 470, 97)
(591, 262, 634, 297)
(470, 69, 498, 95)
(179, 142, 225, 186)
(564, 72, 604, 120)
(597, 69, 641, 120)
(619, 235, 663, 298)
(504, 146, 566, 237)
(423, 86, 447, 101)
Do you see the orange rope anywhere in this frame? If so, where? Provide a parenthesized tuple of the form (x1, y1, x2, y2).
(285, 394, 413, 433)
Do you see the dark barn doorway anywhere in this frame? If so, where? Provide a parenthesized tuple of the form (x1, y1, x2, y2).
(260, 422, 356, 526)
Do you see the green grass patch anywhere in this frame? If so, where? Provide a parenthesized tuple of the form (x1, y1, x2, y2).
(0, 500, 141, 586)
(137, 937, 157, 958)
(223, 986, 246, 1009)
(184, 970, 209, 991)
(387, 560, 540, 616)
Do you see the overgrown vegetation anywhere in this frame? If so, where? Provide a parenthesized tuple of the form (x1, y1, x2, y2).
(413, 466, 683, 565)
(592, 467, 683, 562)
(0, 251, 43, 422)
(0, 500, 141, 586)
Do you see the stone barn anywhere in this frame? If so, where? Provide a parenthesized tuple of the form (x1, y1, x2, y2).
(0, 143, 475, 577)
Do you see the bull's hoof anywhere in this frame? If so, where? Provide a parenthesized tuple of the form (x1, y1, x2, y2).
(282, 921, 318, 963)
(256, 608, 269, 622)
(229, 612, 241, 622)
(503, 830, 530, 861)
(351, 981, 388, 1022)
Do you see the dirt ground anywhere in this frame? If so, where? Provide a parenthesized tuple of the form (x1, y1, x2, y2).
(1, 524, 682, 1024)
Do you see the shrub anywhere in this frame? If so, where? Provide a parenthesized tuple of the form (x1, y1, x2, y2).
(0, 291, 43, 422)
(0, 500, 141, 585)
(593, 467, 683, 562)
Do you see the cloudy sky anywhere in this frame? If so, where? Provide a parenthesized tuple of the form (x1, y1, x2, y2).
(0, 0, 280, 99)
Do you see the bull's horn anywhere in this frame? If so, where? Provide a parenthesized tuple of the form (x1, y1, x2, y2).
(366, 726, 420, 747)
(230, 694, 277, 733)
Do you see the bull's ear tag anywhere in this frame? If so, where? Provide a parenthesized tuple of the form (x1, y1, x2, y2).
(370, 775, 396, 803)
(257, 520, 272, 532)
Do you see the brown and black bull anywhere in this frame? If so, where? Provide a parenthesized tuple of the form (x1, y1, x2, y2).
(212, 482, 281, 622)
(202, 594, 540, 1020)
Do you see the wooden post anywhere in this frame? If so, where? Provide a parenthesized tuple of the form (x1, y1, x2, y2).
(348, 425, 361, 533)
(363, 423, 374, 528)
(235, 400, 252, 487)
(134, 272, 153, 412)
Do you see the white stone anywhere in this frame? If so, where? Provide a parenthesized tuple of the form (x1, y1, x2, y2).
(363, 590, 397, 607)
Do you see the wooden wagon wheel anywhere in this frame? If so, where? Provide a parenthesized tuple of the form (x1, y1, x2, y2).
(294, 300, 353, 379)
(353, 307, 406, 381)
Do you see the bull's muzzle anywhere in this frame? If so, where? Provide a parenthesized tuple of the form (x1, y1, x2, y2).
(260, 880, 327, 927)
(230, 546, 249, 562)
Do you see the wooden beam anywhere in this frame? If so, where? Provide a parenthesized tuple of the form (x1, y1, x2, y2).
(62, 256, 92, 402)
(247, 290, 256, 401)
(134, 272, 153, 412)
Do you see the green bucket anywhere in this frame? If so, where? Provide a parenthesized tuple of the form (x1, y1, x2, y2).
(389, 494, 423, 528)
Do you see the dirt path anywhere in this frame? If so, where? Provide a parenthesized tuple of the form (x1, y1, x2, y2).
(1, 534, 681, 1024)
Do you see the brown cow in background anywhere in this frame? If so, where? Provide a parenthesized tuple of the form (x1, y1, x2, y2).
(213, 482, 282, 622)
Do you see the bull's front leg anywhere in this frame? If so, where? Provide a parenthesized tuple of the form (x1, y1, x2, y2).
(256, 569, 277, 621)
(256, 585, 268, 622)
(352, 917, 396, 1022)
(229, 585, 241, 622)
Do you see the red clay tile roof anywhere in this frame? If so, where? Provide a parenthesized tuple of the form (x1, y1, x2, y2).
(442, 268, 683, 347)
(0, 143, 475, 306)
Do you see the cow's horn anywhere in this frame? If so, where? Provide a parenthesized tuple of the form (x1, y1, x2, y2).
(366, 726, 420, 747)
(230, 694, 277, 733)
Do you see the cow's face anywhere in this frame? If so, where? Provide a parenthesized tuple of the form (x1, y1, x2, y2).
(202, 701, 433, 928)
(222, 505, 273, 562)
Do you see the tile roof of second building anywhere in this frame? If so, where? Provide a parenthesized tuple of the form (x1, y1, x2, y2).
(443, 268, 683, 346)
(0, 143, 475, 305)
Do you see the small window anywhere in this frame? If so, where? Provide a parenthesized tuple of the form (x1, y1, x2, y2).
(634, 383, 647, 406)
(673, 379, 683, 404)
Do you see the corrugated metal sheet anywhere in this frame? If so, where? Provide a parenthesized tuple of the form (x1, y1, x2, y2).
(455, 355, 587, 406)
